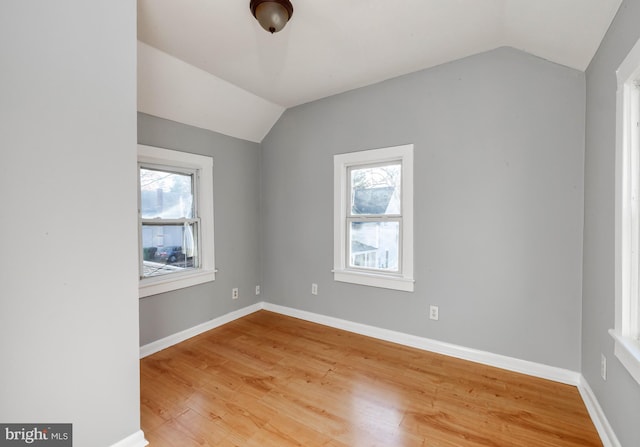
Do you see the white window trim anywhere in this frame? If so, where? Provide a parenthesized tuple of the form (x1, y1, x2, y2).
(612, 37, 640, 386)
(138, 145, 216, 298)
(333, 144, 414, 292)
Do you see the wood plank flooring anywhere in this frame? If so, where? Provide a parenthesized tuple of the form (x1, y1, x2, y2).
(140, 311, 602, 446)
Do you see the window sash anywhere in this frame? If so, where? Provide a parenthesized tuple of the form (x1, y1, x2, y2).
(625, 81, 640, 341)
(633, 82, 640, 341)
(612, 37, 640, 385)
(140, 218, 200, 225)
(346, 216, 403, 274)
(139, 163, 199, 219)
(347, 161, 402, 218)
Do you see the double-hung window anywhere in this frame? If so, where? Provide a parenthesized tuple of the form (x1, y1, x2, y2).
(613, 37, 640, 385)
(348, 162, 402, 272)
(334, 144, 414, 292)
(138, 145, 215, 297)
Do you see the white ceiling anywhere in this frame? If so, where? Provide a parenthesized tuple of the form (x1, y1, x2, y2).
(138, 0, 621, 109)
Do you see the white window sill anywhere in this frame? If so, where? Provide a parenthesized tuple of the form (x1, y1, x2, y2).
(139, 269, 216, 298)
(333, 269, 414, 292)
(609, 329, 640, 386)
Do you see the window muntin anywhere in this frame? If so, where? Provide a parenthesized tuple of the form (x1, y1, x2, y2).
(333, 144, 414, 292)
(137, 145, 215, 298)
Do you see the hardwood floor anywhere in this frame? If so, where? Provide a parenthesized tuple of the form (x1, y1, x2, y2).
(140, 311, 602, 446)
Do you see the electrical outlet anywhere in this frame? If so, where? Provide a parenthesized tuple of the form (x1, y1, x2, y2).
(601, 353, 607, 381)
(429, 305, 439, 321)
(232, 288, 239, 300)
(311, 283, 318, 295)
(255, 285, 260, 295)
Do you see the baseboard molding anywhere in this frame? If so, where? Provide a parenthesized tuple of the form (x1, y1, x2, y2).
(578, 377, 621, 447)
(141, 300, 580, 383)
(139, 303, 262, 358)
(138, 301, 618, 447)
(263, 302, 581, 385)
(264, 303, 621, 445)
(110, 430, 148, 447)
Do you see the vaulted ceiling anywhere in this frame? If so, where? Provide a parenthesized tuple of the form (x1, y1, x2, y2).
(137, 0, 621, 141)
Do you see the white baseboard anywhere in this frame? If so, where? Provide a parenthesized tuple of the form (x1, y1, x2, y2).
(110, 430, 148, 447)
(263, 302, 580, 385)
(264, 303, 621, 446)
(139, 303, 263, 358)
(141, 300, 581, 383)
(138, 301, 618, 447)
(578, 376, 621, 447)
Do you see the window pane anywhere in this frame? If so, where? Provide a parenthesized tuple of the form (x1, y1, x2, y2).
(140, 168, 194, 219)
(349, 221, 399, 272)
(350, 163, 401, 215)
(141, 223, 198, 277)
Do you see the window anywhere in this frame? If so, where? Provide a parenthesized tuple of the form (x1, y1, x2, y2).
(613, 37, 640, 385)
(139, 166, 198, 276)
(333, 144, 414, 291)
(348, 163, 402, 272)
(138, 145, 215, 297)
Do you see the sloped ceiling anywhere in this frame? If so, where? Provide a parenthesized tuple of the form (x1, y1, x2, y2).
(137, 0, 621, 142)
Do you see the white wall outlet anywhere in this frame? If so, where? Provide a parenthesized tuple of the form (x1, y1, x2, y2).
(232, 288, 239, 300)
(601, 353, 607, 380)
(429, 305, 439, 321)
(311, 283, 318, 295)
(255, 285, 260, 295)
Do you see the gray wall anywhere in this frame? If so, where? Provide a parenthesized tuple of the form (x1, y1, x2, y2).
(583, 1, 640, 445)
(261, 47, 586, 371)
(138, 113, 262, 345)
(0, 1, 141, 446)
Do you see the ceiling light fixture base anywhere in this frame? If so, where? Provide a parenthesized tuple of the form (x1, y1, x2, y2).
(250, 0, 294, 34)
